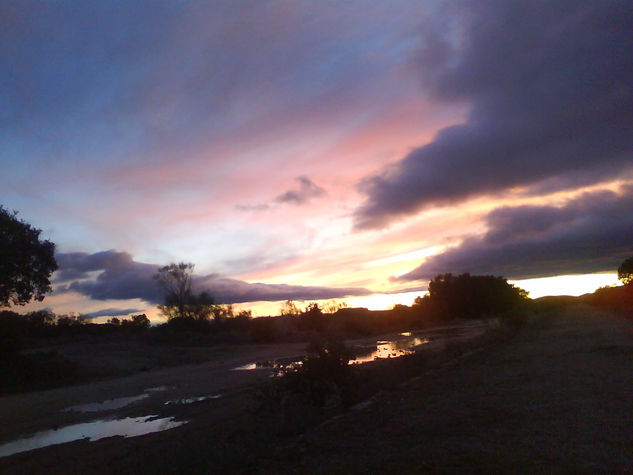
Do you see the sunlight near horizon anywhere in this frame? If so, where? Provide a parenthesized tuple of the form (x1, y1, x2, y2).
(510, 273, 620, 299)
(243, 273, 622, 316)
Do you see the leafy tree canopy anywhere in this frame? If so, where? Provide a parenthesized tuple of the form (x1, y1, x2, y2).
(154, 263, 218, 320)
(618, 256, 633, 285)
(427, 273, 528, 320)
(0, 206, 57, 307)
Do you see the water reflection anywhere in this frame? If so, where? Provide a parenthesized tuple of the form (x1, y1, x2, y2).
(351, 337, 429, 364)
(0, 416, 187, 458)
(144, 386, 170, 392)
(63, 394, 149, 413)
(233, 362, 258, 370)
(233, 335, 431, 372)
(233, 356, 303, 372)
(164, 394, 222, 405)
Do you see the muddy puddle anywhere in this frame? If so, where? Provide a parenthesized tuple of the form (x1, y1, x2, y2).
(63, 394, 150, 413)
(164, 394, 222, 406)
(62, 386, 171, 413)
(351, 336, 429, 364)
(0, 416, 187, 458)
(233, 322, 487, 373)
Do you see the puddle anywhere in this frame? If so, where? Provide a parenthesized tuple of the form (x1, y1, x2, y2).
(351, 337, 429, 364)
(0, 416, 187, 458)
(144, 386, 170, 392)
(233, 356, 303, 372)
(164, 394, 222, 405)
(63, 386, 173, 413)
(63, 394, 149, 413)
(233, 336, 430, 372)
(232, 323, 486, 373)
(233, 362, 259, 371)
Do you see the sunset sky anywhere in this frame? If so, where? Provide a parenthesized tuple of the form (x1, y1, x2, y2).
(2, 0, 631, 320)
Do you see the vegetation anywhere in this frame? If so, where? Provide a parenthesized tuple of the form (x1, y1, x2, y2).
(0, 206, 57, 307)
(280, 339, 355, 408)
(422, 273, 529, 320)
(155, 262, 208, 320)
(154, 262, 252, 324)
(618, 256, 633, 285)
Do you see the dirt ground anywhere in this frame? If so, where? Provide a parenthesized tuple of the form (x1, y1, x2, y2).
(266, 305, 633, 473)
(1, 306, 631, 473)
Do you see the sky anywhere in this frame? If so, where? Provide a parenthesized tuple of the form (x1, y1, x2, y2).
(2, 0, 632, 320)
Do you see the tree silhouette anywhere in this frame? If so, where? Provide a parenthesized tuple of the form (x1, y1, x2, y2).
(154, 263, 216, 320)
(0, 206, 57, 307)
(427, 273, 528, 320)
(155, 262, 195, 320)
(617, 257, 633, 285)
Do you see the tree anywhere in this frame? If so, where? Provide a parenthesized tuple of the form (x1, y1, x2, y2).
(618, 256, 633, 285)
(0, 206, 57, 307)
(427, 273, 528, 320)
(154, 263, 216, 320)
(279, 300, 300, 317)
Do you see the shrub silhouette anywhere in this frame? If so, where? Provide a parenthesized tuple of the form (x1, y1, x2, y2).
(282, 339, 355, 408)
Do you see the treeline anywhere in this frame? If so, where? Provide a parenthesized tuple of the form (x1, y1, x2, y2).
(0, 311, 150, 354)
(0, 273, 532, 352)
(152, 272, 532, 344)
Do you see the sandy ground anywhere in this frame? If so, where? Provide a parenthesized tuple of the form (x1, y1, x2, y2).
(267, 305, 633, 473)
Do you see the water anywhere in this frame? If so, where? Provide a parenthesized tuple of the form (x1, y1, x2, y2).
(351, 337, 429, 364)
(62, 386, 170, 413)
(233, 362, 259, 370)
(63, 394, 149, 413)
(232, 321, 489, 372)
(164, 394, 222, 405)
(0, 416, 187, 458)
(233, 334, 432, 371)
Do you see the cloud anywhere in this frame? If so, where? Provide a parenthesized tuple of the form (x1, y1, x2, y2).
(355, 0, 633, 229)
(57, 251, 161, 302)
(235, 204, 270, 212)
(84, 308, 143, 319)
(274, 176, 326, 205)
(237, 176, 326, 212)
(194, 275, 369, 304)
(55, 250, 370, 305)
(54, 250, 143, 282)
(398, 185, 633, 281)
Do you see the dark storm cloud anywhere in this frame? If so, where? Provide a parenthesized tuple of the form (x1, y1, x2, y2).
(57, 251, 161, 302)
(195, 275, 370, 304)
(55, 250, 142, 281)
(274, 177, 326, 205)
(56, 250, 370, 304)
(84, 308, 143, 319)
(398, 186, 633, 281)
(355, 0, 633, 229)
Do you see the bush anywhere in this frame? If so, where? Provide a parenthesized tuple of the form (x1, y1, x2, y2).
(281, 339, 356, 408)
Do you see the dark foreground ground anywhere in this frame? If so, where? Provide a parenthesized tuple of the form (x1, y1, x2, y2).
(1, 305, 631, 473)
(268, 305, 633, 473)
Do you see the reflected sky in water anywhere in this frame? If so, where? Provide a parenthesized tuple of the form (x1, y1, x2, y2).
(63, 394, 149, 413)
(351, 337, 429, 364)
(0, 416, 186, 458)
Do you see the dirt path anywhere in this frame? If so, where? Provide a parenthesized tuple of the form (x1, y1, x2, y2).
(0, 341, 308, 442)
(267, 306, 633, 473)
